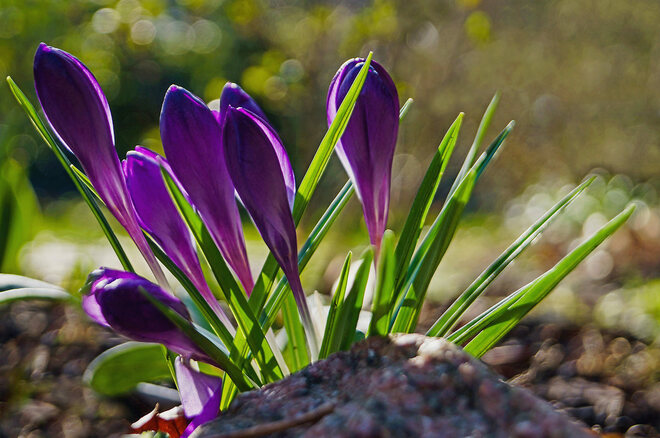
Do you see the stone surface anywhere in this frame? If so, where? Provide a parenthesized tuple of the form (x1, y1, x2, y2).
(194, 335, 595, 438)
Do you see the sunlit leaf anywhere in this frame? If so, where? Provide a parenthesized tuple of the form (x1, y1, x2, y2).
(282, 292, 309, 370)
(84, 342, 172, 396)
(162, 168, 284, 384)
(392, 113, 462, 295)
(336, 248, 373, 351)
(390, 166, 478, 333)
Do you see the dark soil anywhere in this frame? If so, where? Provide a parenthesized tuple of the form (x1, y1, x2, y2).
(480, 320, 660, 437)
(1, 300, 658, 437)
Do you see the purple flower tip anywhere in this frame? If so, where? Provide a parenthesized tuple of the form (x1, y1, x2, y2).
(219, 82, 268, 122)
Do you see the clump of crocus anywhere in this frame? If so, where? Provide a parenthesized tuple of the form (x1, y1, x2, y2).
(5, 43, 634, 437)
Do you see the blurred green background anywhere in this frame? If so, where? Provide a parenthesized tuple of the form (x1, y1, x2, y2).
(0, 0, 659, 340)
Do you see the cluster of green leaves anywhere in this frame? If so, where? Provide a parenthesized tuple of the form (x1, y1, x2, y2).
(2, 60, 632, 407)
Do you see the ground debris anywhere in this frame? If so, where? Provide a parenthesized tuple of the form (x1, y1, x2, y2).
(195, 335, 594, 438)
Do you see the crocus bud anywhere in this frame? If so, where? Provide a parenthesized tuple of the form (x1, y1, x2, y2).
(82, 268, 211, 363)
(160, 85, 253, 293)
(327, 58, 399, 252)
(33, 44, 167, 286)
(123, 147, 233, 330)
(221, 107, 315, 350)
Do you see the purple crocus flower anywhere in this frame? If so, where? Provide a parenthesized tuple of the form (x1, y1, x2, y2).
(174, 357, 223, 437)
(33, 44, 167, 287)
(160, 86, 254, 294)
(123, 147, 233, 331)
(82, 268, 211, 363)
(221, 106, 316, 351)
(327, 58, 399, 253)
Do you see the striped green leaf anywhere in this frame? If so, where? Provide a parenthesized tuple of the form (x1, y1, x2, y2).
(336, 248, 373, 351)
(392, 113, 463, 296)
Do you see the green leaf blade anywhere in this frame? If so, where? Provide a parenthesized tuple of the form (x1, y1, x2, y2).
(391, 167, 478, 333)
(336, 248, 373, 351)
(393, 113, 463, 293)
(368, 231, 396, 337)
(462, 204, 635, 357)
(6, 77, 134, 272)
(319, 251, 352, 359)
(427, 177, 595, 337)
(162, 168, 284, 383)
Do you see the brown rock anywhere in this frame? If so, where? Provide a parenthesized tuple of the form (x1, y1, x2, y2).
(194, 335, 594, 438)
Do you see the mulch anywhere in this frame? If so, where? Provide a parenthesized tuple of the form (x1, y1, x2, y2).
(0, 301, 658, 437)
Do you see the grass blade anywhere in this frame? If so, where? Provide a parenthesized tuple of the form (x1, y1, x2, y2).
(319, 251, 352, 359)
(221, 181, 355, 408)
(282, 292, 310, 370)
(390, 167, 478, 333)
(427, 177, 595, 337)
(461, 204, 635, 357)
(6, 77, 134, 272)
(399, 98, 414, 120)
(447, 92, 500, 198)
(393, 113, 463, 294)
(292, 52, 373, 223)
(337, 248, 373, 351)
(261, 181, 355, 330)
(396, 120, 514, 318)
(368, 230, 396, 337)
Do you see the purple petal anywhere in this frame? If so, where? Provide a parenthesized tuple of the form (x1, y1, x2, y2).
(221, 107, 309, 321)
(33, 44, 166, 285)
(327, 58, 399, 251)
(216, 84, 296, 208)
(160, 85, 254, 293)
(219, 82, 268, 122)
(181, 388, 222, 438)
(83, 268, 212, 363)
(174, 357, 222, 419)
(124, 147, 230, 321)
